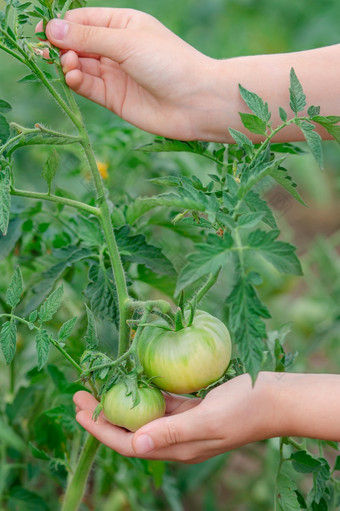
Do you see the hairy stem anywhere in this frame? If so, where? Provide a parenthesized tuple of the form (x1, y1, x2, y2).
(11, 188, 100, 216)
(61, 434, 100, 511)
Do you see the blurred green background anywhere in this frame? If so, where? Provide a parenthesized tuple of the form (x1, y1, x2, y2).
(0, 1, 340, 510)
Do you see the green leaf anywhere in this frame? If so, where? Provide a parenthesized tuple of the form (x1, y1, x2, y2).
(238, 84, 271, 122)
(38, 285, 63, 323)
(6, 266, 23, 309)
(239, 113, 267, 135)
(228, 128, 254, 155)
(247, 229, 303, 275)
(239, 156, 286, 198)
(58, 316, 77, 342)
(289, 67, 306, 114)
(313, 458, 330, 504)
(307, 105, 320, 117)
(0, 320, 17, 365)
(0, 217, 22, 261)
(334, 456, 340, 471)
(238, 212, 264, 230)
(84, 304, 98, 349)
(226, 275, 269, 380)
(28, 310, 38, 323)
(29, 442, 51, 461)
(35, 329, 50, 370)
(85, 265, 119, 325)
(42, 148, 60, 193)
(116, 225, 176, 276)
(0, 165, 11, 235)
(275, 474, 301, 511)
(176, 233, 234, 294)
(290, 450, 322, 473)
(138, 138, 208, 156)
(77, 216, 103, 246)
(0, 99, 11, 113)
(244, 191, 277, 229)
(0, 114, 10, 143)
(311, 115, 340, 145)
(7, 487, 49, 511)
(279, 107, 288, 122)
(299, 121, 323, 168)
(269, 166, 307, 206)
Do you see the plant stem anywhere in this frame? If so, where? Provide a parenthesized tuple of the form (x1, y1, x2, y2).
(11, 188, 100, 216)
(80, 140, 130, 356)
(61, 434, 100, 511)
(195, 270, 221, 304)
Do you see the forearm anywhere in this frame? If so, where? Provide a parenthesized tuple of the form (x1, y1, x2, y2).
(199, 44, 340, 143)
(266, 372, 340, 441)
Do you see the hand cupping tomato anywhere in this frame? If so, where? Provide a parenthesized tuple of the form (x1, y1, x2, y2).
(102, 310, 232, 432)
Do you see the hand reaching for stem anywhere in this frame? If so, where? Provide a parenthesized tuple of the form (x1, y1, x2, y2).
(38, 7, 219, 141)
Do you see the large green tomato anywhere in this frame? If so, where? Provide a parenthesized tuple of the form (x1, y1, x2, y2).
(138, 310, 232, 394)
(103, 382, 166, 432)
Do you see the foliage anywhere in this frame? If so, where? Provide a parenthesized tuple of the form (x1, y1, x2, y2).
(0, 1, 339, 510)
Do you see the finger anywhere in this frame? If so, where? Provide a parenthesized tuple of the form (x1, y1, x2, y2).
(46, 18, 132, 62)
(132, 406, 212, 456)
(63, 7, 144, 29)
(64, 69, 106, 106)
(73, 390, 98, 410)
(76, 409, 222, 462)
(164, 393, 201, 415)
(76, 409, 137, 457)
(61, 52, 102, 78)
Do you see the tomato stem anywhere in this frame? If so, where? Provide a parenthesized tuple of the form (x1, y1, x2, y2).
(61, 434, 100, 511)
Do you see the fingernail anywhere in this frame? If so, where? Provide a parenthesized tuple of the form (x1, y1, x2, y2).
(49, 19, 69, 40)
(134, 435, 154, 455)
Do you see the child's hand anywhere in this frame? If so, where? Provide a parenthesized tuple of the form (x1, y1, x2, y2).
(73, 373, 277, 463)
(39, 8, 219, 141)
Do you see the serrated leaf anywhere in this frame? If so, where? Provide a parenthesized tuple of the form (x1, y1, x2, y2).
(0, 99, 11, 113)
(77, 216, 103, 246)
(289, 68, 306, 114)
(308, 105, 320, 117)
(85, 265, 119, 326)
(0, 114, 10, 143)
(247, 229, 302, 275)
(244, 191, 277, 229)
(116, 225, 176, 276)
(29, 442, 51, 461)
(279, 107, 288, 122)
(238, 84, 271, 122)
(299, 121, 323, 168)
(238, 212, 264, 229)
(6, 266, 23, 309)
(228, 128, 254, 156)
(239, 156, 286, 198)
(290, 450, 321, 473)
(28, 310, 37, 323)
(0, 217, 22, 261)
(311, 115, 340, 145)
(269, 166, 307, 206)
(0, 320, 17, 365)
(239, 113, 267, 135)
(0, 165, 11, 235)
(313, 458, 330, 504)
(276, 474, 301, 511)
(7, 487, 48, 511)
(138, 138, 208, 156)
(58, 316, 77, 342)
(42, 148, 60, 193)
(35, 329, 50, 370)
(38, 285, 63, 323)
(176, 233, 234, 294)
(226, 276, 269, 380)
(84, 304, 98, 350)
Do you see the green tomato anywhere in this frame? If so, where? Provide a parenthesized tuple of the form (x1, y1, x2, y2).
(103, 382, 165, 432)
(138, 310, 232, 394)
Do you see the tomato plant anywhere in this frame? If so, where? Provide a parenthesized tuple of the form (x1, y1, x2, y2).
(138, 310, 232, 393)
(103, 381, 166, 432)
(0, 0, 340, 510)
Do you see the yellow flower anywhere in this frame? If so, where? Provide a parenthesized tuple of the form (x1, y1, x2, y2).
(96, 160, 109, 179)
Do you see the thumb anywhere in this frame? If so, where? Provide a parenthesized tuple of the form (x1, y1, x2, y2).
(46, 19, 127, 61)
(132, 409, 203, 456)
